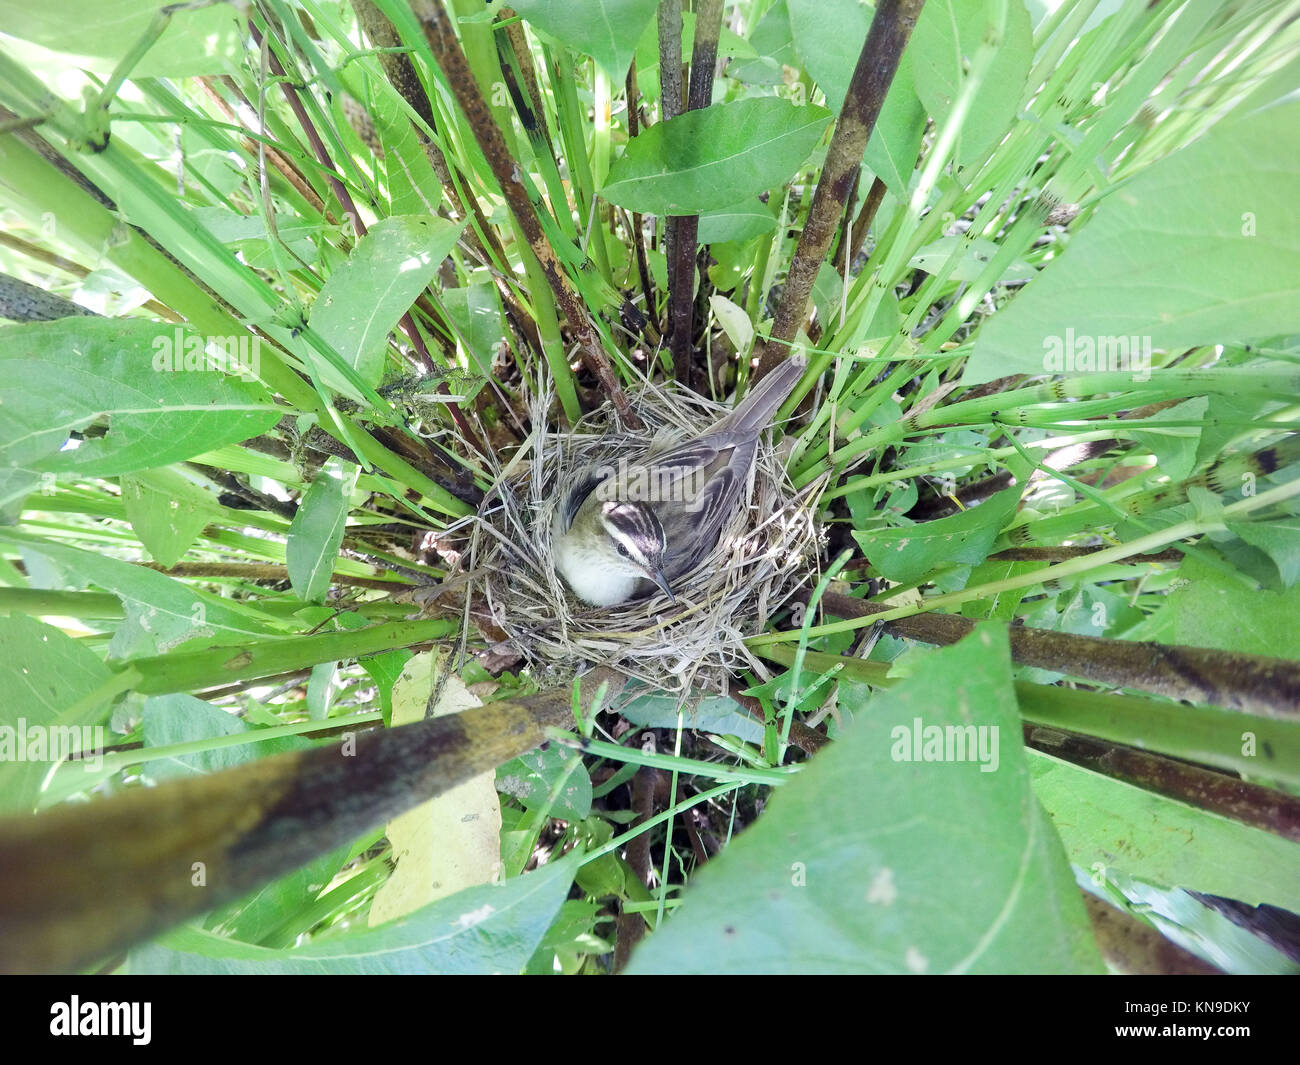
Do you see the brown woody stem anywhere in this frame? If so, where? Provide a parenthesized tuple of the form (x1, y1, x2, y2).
(754, 0, 925, 380)
(0, 669, 624, 974)
(806, 589, 1300, 718)
(415, 2, 639, 425)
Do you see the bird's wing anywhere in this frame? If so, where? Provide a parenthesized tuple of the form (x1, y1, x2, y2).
(663, 464, 742, 580)
(642, 435, 722, 471)
(560, 468, 607, 531)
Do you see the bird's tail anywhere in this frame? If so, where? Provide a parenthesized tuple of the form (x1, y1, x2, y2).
(723, 355, 808, 435)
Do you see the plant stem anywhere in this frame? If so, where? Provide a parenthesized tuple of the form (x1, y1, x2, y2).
(415, 2, 639, 426)
(753, 0, 926, 380)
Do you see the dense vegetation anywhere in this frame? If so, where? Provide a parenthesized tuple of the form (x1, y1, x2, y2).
(0, 0, 1297, 974)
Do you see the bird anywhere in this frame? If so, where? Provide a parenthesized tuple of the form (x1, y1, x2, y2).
(551, 357, 807, 607)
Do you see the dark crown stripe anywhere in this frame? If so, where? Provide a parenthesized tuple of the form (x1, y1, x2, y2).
(603, 501, 665, 549)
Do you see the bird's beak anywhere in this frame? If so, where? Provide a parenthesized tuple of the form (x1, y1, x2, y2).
(649, 565, 676, 604)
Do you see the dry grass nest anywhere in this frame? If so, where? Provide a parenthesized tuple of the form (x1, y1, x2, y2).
(456, 373, 827, 695)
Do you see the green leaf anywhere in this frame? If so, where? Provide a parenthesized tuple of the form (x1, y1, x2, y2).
(1157, 556, 1300, 660)
(697, 200, 777, 245)
(286, 458, 357, 605)
(0, 615, 114, 814)
(708, 295, 755, 356)
(811, 261, 844, 335)
(627, 625, 1102, 973)
(0, 0, 242, 77)
(508, 0, 660, 79)
(728, 0, 797, 86)
(909, 235, 1036, 283)
(17, 539, 284, 656)
(0, 468, 41, 523)
(620, 689, 765, 744)
(861, 59, 926, 196)
(1121, 396, 1208, 484)
(442, 282, 505, 378)
(1227, 517, 1300, 588)
(140, 693, 312, 782)
(601, 98, 832, 216)
(855, 484, 1022, 584)
(206, 843, 351, 949)
(909, 0, 1033, 172)
(966, 102, 1300, 384)
(0, 319, 280, 477)
(497, 744, 593, 823)
(787, 0, 926, 194)
(1030, 750, 1300, 914)
(361, 78, 443, 218)
(787, 0, 871, 115)
(310, 216, 462, 390)
(127, 853, 578, 974)
(358, 645, 413, 729)
(119, 468, 219, 569)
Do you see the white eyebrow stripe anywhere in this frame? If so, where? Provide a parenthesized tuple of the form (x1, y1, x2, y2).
(601, 502, 664, 568)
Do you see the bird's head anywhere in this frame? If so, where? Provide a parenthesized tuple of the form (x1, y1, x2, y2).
(598, 500, 675, 602)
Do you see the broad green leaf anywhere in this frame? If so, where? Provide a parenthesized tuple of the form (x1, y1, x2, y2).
(1030, 750, 1300, 914)
(0, 615, 114, 814)
(498, 744, 594, 823)
(1227, 517, 1300, 588)
(965, 102, 1300, 384)
(601, 98, 831, 216)
(855, 484, 1022, 584)
(1157, 556, 1300, 660)
(0, 469, 42, 524)
(0, 0, 241, 76)
(787, 0, 871, 115)
(119, 468, 219, 569)
(190, 207, 320, 269)
(442, 281, 505, 378)
(697, 201, 777, 245)
(310, 216, 462, 390)
(361, 77, 443, 218)
(910, 0, 1033, 173)
(286, 458, 357, 604)
(861, 59, 926, 196)
(728, 0, 797, 86)
(18, 540, 285, 656)
(628, 625, 1102, 974)
(127, 853, 578, 974)
(358, 647, 413, 728)
(620, 688, 765, 744)
(0, 319, 280, 476)
(525, 899, 611, 974)
(787, 0, 926, 194)
(811, 261, 844, 335)
(508, 0, 660, 79)
(908, 235, 1036, 283)
(306, 662, 338, 720)
(205, 842, 351, 949)
(708, 295, 755, 356)
(140, 693, 312, 782)
(1124, 397, 1208, 484)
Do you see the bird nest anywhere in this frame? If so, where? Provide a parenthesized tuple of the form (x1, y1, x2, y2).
(456, 372, 826, 695)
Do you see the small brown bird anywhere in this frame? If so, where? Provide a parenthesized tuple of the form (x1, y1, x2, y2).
(552, 358, 806, 606)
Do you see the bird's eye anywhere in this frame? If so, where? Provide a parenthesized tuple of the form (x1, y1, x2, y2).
(615, 543, 629, 558)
